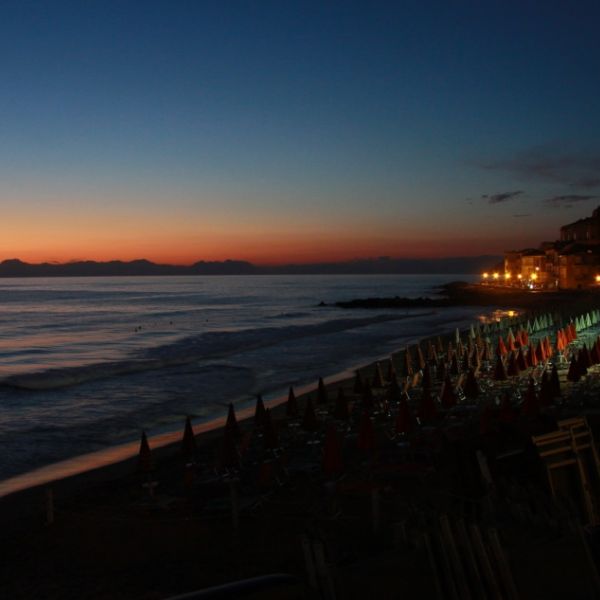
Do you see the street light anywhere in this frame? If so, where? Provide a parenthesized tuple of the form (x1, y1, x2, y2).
(493, 272, 499, 280)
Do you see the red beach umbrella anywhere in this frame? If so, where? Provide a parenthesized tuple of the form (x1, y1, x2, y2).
(361, 380, 375, 411)
(496, 336, 508, 357)
(302, 396, 319, 431)
(286, 387, 299, 418)
(371, 362, 385, 389)
(416, 345, 426, 370)
(403, 348, 414, 377)
(576, 349, 588, 377)
(138, 431, 153, 473)
(528, 343, 538, 368)
(353, 370, 364, 394)
(556, 329, 564, 352)
(357, 411, 376, 451)
(317, 377, 328, 405)
(395, 396, 415, 434)
(262, 409, 279, 451)
(181, 416, 197, 460)
(440, 374, 457, 408)
(254, 394, 267, 427)
(535, 339, 546, 363)
(521, 377, 539, 417)
(539, 371, 553, 407)
(517, 347, 528, 371)
(498, 393, 516, 424)
(333, 387, 350, 420)
(218, 426, 239, 470)
(550, 363, 561, 397)
(450, 353, 460, 376)
(226, 403, 241, 440)
(421, 364, 432, 389)
(387, 358, 397, 384)
(323, 424, 343, 475)
(506, 352, 519, 377)
(418, 387, 438, 423)
(493, 355, 508, 381)
(567, 354, 581, 382)
(544, 336, 553, 358)
(463, 369, 479, 400)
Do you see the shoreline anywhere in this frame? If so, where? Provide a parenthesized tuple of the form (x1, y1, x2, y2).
(0, 307, 479, 497)
(3, 298, 600, 598)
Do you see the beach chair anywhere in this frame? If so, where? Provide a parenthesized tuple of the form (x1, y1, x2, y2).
(532, 417, 600, 525)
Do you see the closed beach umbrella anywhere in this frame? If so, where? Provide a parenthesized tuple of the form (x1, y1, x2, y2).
(539, 371, 553, 407)
(517, 347, 528, 371)
(361, 380, 374, 410)
(550, 363, 561, 397)
(418, 387, 438, 423)
(333, 387, 350, 420)
(226, 403, 241, 440)
(403, 348, 414, 377)
(386, 358, 397, 383)
(567, 354, 581, 382)
(286, 386, 299, 418)
(218, 426, 239, 470)
(254, 394, 267, 427)
(302, 396, 319, 431)
(440, 374, 457, 408)
(535, 339, 546, 363)
(357, 411, 376, 451)
(528, 343, 538, 368)
(395, 395, 414, 434)
(576, 349, 588, 377)
(416, 345, 426, 370)
(493, 355, 507, 381)
(138, 431, 153, 473)
(463, 369, 479, 400)
(323, 424, 343, 475)
(388, 377, 402, 404)
(498, 393, 516, 424)
(181, 416, 197, 460)
(521, 377, 539, 417)
(506, 352, 519, 377)
(496, 336, 508, 357)
(371, 362, 385, 389)
(353, 370, 364, 394)
(317, 377, 328, 405)
(450, 353, 460, 376)
(262, 409, 279, 451)
(421, 364, 432, 390)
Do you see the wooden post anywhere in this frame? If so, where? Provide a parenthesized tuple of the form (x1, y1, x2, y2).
(371, 488, 380, 534)
(45, 487, 54, 526)
(229, 479, 239, 532)
(422, 532, 445, 600)
(469, 523, 502, 600)
(300, 534, 318, 591)
(440, 515, 471, 600)
(488, 527, 519, 600)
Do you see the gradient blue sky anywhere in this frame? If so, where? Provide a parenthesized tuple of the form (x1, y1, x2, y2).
(2, 1, 600, 263)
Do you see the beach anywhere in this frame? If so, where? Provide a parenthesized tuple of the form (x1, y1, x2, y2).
(4, 290, 600, 598)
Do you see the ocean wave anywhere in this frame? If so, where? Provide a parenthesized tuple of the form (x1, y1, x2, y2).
(0, 312, 432, 391)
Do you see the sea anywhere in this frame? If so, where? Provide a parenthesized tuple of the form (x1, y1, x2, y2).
(0, 274, 484, 483)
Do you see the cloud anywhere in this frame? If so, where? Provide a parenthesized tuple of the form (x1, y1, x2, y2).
(512, 213, 531, 218)
(544, 194, 597, 208)
(479, 148, 600, 189)
(483, 190, 524, 204)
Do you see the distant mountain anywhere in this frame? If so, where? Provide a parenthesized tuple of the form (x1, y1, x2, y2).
(0, 255, 500, 277)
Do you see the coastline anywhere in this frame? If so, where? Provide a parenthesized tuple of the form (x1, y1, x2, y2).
(3, 295, 600, 598)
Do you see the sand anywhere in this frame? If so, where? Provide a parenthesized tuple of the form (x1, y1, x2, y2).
(3, 294, 600, 599)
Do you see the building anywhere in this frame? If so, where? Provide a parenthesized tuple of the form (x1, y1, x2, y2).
(560, 207, 600, 242)
(501, 207, 600, 289)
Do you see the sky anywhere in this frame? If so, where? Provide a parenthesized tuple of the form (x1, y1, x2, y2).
(1, 1, 600, 265)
